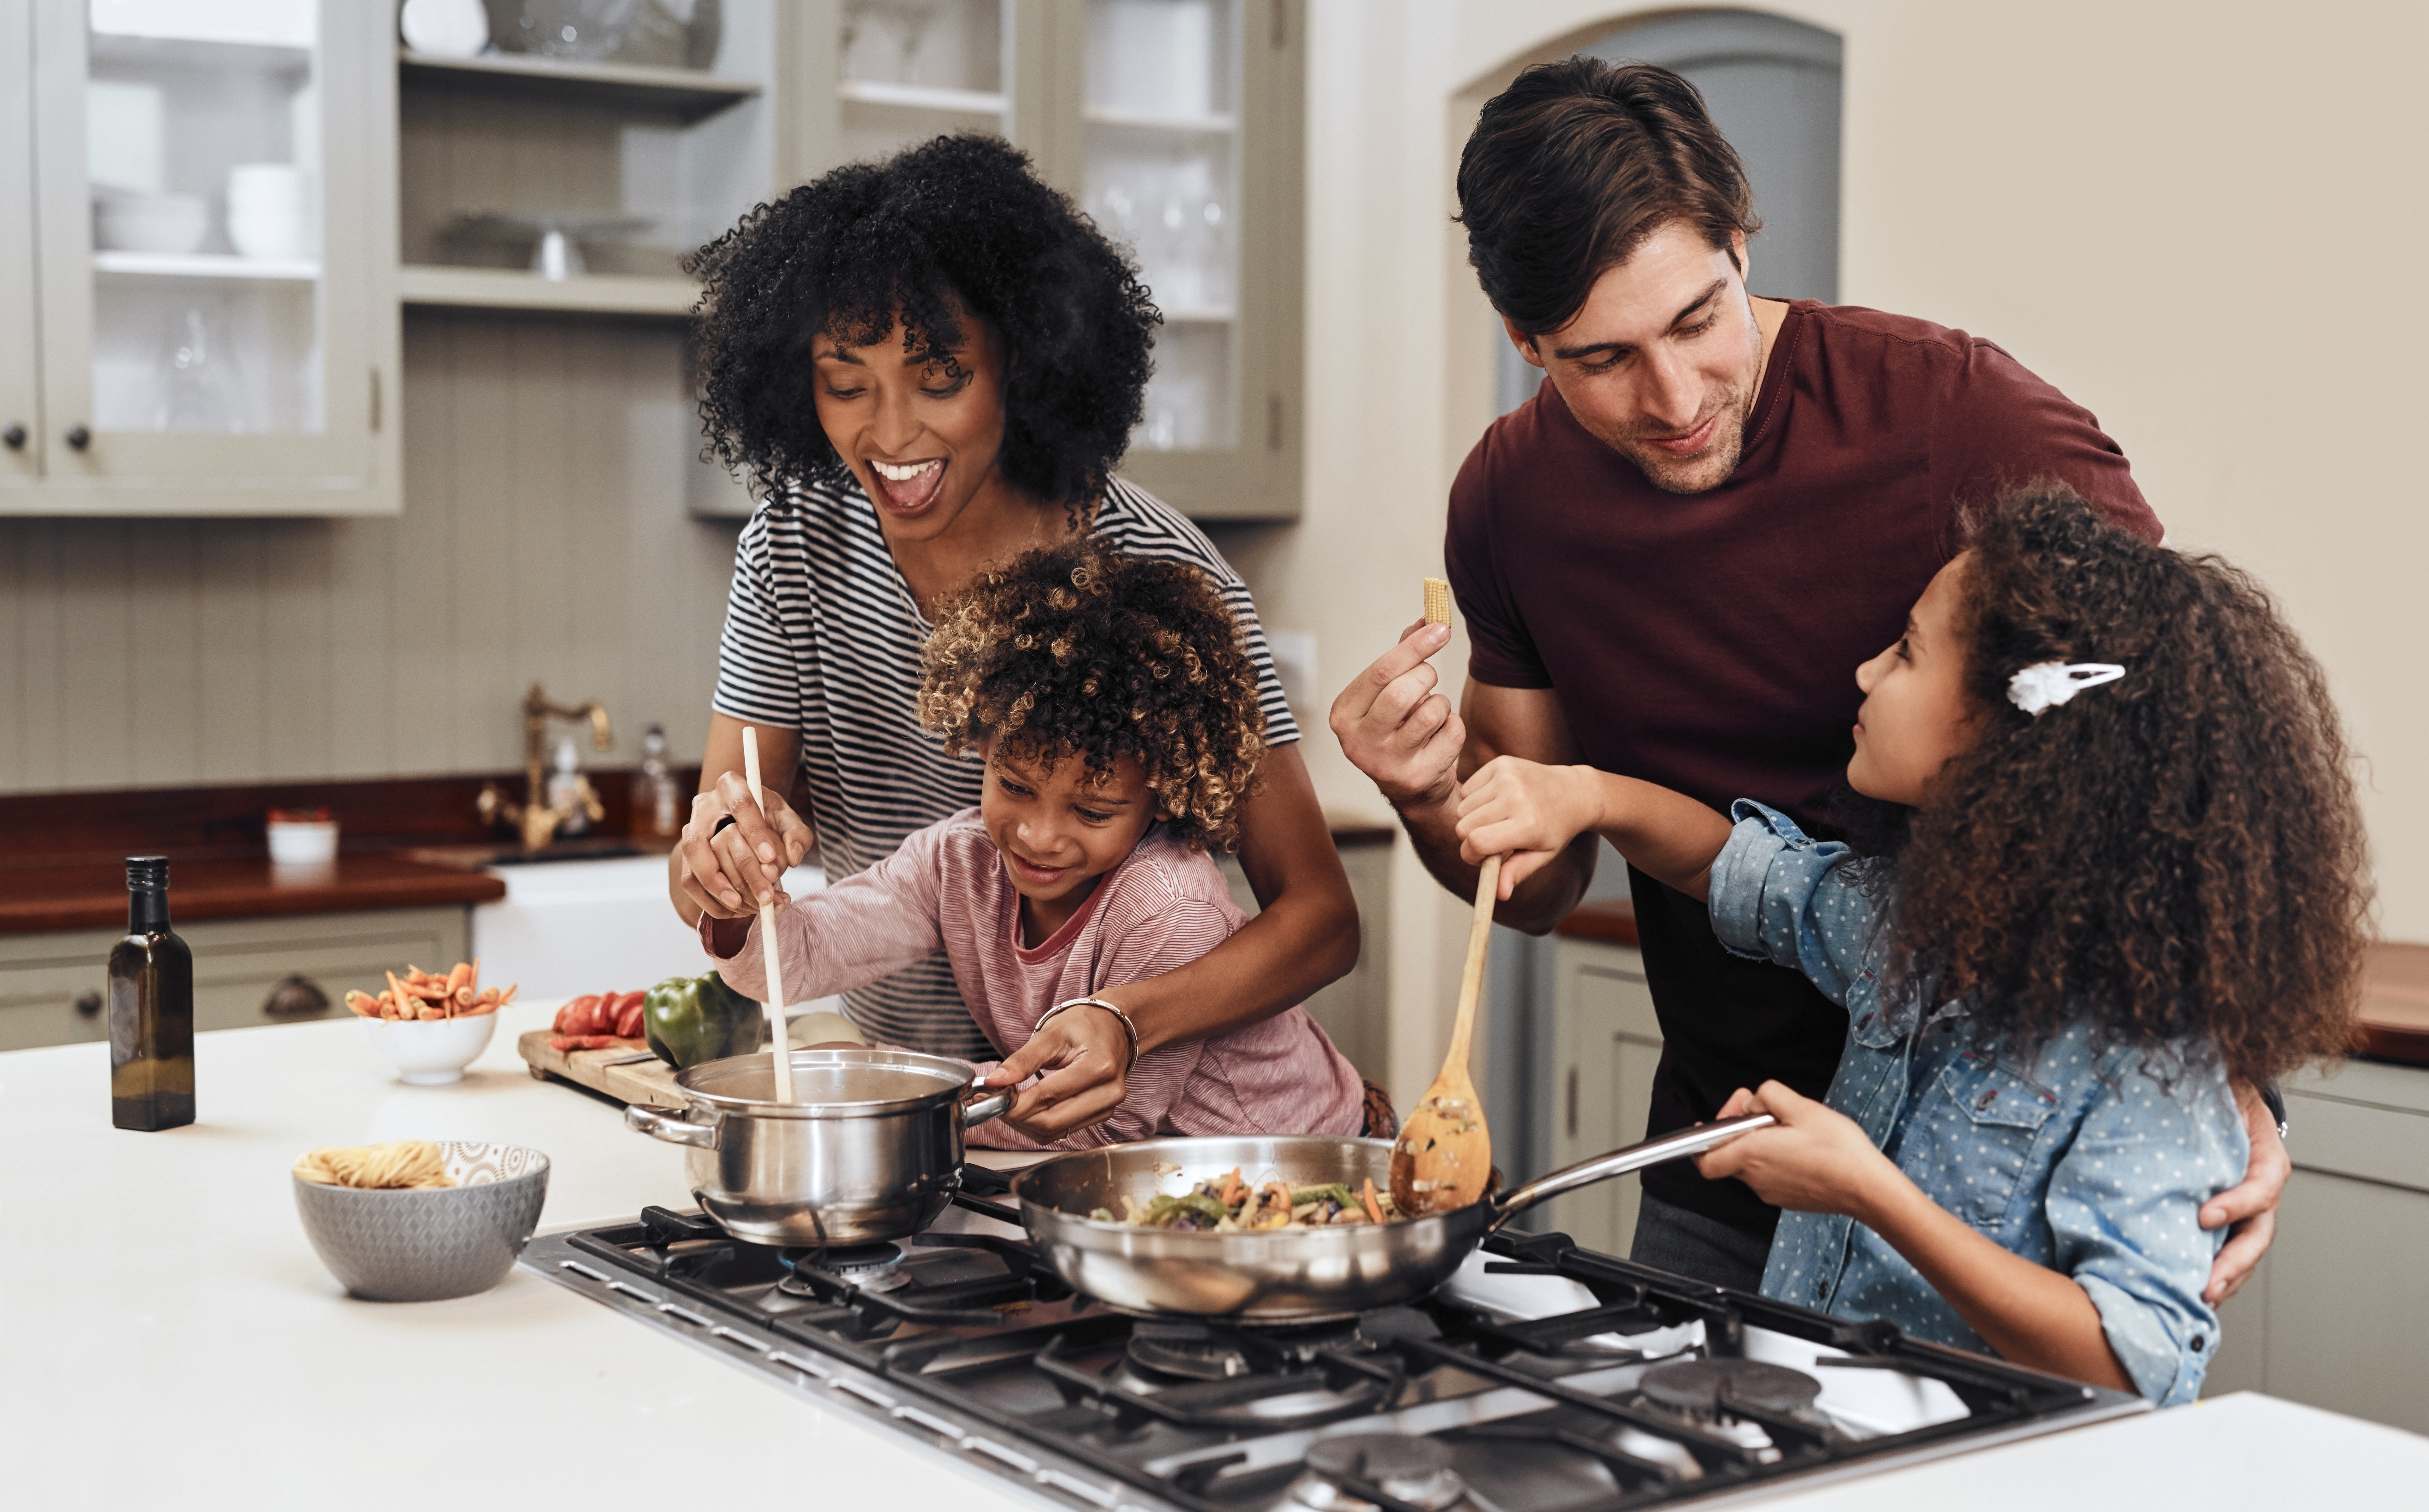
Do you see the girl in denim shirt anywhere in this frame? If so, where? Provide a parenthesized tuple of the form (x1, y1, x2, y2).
(1451, 487, 2366, 1404)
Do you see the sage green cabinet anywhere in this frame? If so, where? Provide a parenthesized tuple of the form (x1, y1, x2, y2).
(1534, 935, 1665, 1253)
(0, 905, 469, 1052)
(6, 0, 399, 515)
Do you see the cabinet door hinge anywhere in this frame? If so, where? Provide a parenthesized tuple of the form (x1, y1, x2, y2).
(370, 368, 382, 432)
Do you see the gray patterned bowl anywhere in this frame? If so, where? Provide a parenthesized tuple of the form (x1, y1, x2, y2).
(293, 1142, 551, 1302)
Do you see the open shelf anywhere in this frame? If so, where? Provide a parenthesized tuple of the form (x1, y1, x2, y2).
(94, 251, 321, 281)
(839, 79, 1008, 115)
(398, 264, 699, 317)
(1084, 104, 1236, 134)
(398, 50, 760, 122)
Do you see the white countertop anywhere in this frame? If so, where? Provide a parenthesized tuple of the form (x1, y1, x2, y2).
(3, 1007, 2421, 1508)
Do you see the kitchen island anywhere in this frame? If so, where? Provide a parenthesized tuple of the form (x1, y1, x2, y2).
(3, 1009, 2421, 1508)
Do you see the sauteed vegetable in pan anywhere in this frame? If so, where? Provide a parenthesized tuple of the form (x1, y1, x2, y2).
(1092, 1166, 1404, 1229)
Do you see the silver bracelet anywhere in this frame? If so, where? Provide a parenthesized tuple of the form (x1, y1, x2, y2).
(1037, 996, 1139, 1072)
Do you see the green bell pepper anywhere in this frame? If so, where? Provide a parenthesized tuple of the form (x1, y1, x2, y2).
(643, 970, 767, 1070)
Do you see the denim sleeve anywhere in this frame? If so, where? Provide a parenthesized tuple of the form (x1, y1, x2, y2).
(1705, 800, 1874, 1007)
(2045, 1051, 2247, 1405)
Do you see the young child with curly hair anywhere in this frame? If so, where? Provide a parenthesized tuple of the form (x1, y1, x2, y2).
(703, 542, 1369, 1148)
(1453, 487, 2368, 1403)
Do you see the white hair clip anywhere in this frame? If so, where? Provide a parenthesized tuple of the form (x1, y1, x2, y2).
(2007, 661, 2126, 716)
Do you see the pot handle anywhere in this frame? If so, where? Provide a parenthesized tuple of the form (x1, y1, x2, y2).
(1486, 1113, 1776, 1233)
(624, 1101, 721, 1149)
(960, 1085, 1014, 1129)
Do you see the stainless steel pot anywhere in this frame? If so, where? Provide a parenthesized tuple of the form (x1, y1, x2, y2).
(624, 1047, 1012, 1246)
(1003, 1115, 1772, 1322)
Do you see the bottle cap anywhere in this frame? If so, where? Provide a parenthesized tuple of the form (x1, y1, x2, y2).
(125, 856, 170, 891)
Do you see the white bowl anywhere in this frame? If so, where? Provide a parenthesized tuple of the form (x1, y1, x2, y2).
(95, 192, 210, 254)
(361, 1013, 498, 1086)
(267, 819, 339, 865)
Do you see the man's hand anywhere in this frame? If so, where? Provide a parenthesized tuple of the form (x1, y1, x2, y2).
(674, 769, 815, 921)
(1328, 622, 1463, 812)
(1453, 755, 1602, 898)
(984, 1002, 1133, 1139)
(2200, 1082, 2290, 1304)
(1694, 1081, 1900, 1219)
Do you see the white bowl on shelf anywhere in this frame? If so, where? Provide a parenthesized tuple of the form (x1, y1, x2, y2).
(94, 191, 210, 254)
(267, 818, 340, 866)
(361, 1013, 499, 1086)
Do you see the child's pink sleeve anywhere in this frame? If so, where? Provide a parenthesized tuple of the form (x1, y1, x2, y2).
(703, 823, 949, 1004)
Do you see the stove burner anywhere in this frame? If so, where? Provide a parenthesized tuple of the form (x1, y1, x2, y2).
(1284, 1434, 1465, 1512)
(777, 1242, 909, 1294)
(1128, 1321, 1254, 1381)
(1639, 1358, 1823, 1421)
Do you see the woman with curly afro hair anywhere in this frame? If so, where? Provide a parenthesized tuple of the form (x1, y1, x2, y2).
(669, 135, 1358, 1139)
(1452, 486, 2368, 1405)
(703, 544, 1371, 1149)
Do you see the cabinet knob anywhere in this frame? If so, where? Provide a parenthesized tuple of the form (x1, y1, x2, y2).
(64, 424, 90, 451)
(2, 423, 24, 450)
(74, 988, 103, 1018)
(262, 974, 331, 1019)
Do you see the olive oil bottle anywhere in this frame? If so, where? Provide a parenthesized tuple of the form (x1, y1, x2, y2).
(109, 856, 194, 1131)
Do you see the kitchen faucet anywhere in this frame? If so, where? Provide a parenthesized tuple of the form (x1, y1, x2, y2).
(476, 683, 613, 851)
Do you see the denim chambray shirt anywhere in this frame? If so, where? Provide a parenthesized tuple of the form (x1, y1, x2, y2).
(1706, 802, 2247, 1406)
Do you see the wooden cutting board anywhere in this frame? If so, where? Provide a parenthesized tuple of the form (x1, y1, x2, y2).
(516, 1030, 686, 1110)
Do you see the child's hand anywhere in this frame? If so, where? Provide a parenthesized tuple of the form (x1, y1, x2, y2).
(1694, 1081, 1900, 1221)
(986, 1002, 1133, 1138)
(1453, 755, 1603, 898)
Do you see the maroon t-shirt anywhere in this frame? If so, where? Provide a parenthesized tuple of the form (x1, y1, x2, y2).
(1448, 299, 2162, 1236)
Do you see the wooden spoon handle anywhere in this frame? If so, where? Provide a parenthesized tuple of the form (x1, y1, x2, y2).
(740, 726, 795, 1104)
(1443, 853, 1502, 1070)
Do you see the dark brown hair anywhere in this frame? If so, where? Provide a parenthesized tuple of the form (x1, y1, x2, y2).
(1883, 486, 2368, 1086)
(917, 543, 1265, 852)
(1457, 57, 1760, 336)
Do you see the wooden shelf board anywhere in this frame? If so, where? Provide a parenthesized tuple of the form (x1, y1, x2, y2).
(1085, 104, 1237, 133)
(839, 79, 1008, 115)
(94, 251, 321, 281)
(399, 49, 761, 121)
(399, 264, 698, 317)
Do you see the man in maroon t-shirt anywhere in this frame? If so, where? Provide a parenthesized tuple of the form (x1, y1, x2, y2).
(1331, 57, 2286, 1298)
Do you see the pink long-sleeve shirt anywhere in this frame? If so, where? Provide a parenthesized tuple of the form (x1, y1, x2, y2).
(702, 809, 1365, 1149)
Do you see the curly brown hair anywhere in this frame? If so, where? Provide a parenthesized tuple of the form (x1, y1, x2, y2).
(917, 543, 1266, 852)
(1881, 486, 2369, 1087)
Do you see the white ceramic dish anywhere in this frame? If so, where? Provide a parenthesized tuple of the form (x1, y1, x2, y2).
(94, 191, 209, 254)
(360, 1012, 498, 1086)
(292, 1141, 550, 1301)
(266, 818, 339, 865)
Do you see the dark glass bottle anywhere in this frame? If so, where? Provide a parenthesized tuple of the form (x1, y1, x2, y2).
(109, 856, 194, 1131)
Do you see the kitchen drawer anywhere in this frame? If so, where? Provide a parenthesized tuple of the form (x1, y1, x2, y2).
(2283, 1059, 2429, 1195)
(0, 907, 470, 1051)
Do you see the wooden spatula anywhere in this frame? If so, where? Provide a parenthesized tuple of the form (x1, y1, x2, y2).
(740, 725, 795, 1105)
(1392, 851, 1502, 1215)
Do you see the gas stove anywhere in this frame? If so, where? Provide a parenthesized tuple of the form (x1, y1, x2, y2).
(525, 1166, 2142, 1511)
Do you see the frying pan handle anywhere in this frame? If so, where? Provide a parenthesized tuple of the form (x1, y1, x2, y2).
(960, 1086, 1014, 1129)
(1486, 1113, 1776, 1232)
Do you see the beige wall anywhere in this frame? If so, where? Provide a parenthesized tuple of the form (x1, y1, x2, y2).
(1259, 1, 2429, 1106)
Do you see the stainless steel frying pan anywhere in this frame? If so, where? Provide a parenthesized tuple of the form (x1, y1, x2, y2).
(998, 1113, 1773, 1322)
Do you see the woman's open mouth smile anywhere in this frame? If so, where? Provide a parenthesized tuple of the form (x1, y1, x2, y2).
(868, 456, 947, 516)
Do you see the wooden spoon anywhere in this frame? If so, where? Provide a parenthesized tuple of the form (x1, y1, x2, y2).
(739, 725, 796, 1104)
(1390, 851, 1502, 1215)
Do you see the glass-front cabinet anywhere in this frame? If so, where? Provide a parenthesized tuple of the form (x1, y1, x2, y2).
(793, 0, 1302, 521)
(5, 0, 397, 515)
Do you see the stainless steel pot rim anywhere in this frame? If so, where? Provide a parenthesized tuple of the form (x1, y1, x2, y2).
(675, 1046, 982, 1118)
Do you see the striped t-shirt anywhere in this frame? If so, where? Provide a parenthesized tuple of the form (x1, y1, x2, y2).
(710, 474, 1301, 1057)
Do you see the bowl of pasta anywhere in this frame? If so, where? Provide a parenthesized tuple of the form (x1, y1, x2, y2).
(291, 1140, 550, 1302)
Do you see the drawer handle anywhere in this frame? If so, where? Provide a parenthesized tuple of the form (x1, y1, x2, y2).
(75, 988, 103, 1018)
(262, 975, 331, 1018)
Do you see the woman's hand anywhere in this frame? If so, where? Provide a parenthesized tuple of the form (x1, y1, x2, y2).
(1453, 755, 1606, 898)
(675, 767, 815, 922)
(984, 1002, 1133, 1139)
(1694, 1080, 1901, 1220)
